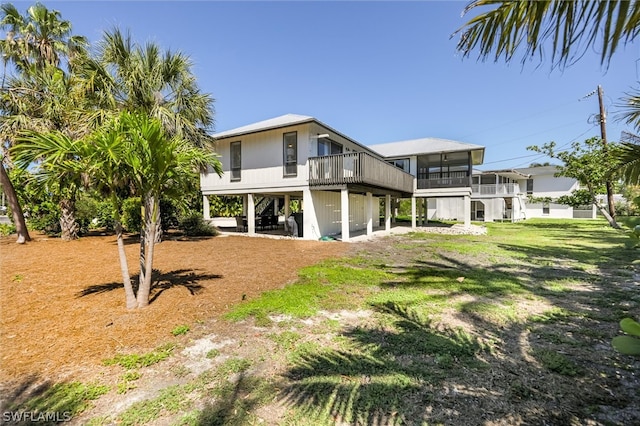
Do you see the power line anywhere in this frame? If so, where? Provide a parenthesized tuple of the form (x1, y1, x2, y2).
(458, 98, 580, 141)
(482, 124, 598, 168)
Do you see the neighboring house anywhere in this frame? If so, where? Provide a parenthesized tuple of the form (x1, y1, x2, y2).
(468, 165, 596, 221)
(470, 168, 531, 222)
(200, 114, 485, 241)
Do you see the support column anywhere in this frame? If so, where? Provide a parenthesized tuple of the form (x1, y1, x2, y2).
(366, 192, 373, 236)
(385, 194, 391, 231)
(242, 194, 248, 216)
(202, 195, 210, 220)
(424, 198, 428, 225)
(411, 196, 417, 229)
(341, 189, 350, 242)
(463, 194, 471, 228)
(303, 188, 313, 239)
(247, 193, 256, 235)
(416, 197, 422, 227)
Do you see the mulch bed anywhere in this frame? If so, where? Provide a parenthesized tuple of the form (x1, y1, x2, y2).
(0, 232, 348, 389)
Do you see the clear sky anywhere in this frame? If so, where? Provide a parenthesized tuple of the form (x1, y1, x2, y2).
(34, 0, 640, 169)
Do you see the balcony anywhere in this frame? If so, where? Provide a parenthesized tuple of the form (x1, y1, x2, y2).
(309, 152, 414, 195)
(471, 183, 521, 196)
(417, 173, 471, 190)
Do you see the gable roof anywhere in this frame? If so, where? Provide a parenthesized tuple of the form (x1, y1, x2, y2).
(369, 138, 485, 165)
(475, 168, 531, 180)
(513, 165, 561, 176)
(213, 113, 315, 139)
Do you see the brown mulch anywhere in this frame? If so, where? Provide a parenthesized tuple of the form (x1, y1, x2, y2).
(0, 232, 348, 387)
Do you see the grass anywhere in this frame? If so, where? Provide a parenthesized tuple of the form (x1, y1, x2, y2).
(74, 218, 639, 424)
(102, 343, 176, 369)
(171, 324, 190, 336)
(8, 382, 109, 420)
(224, 261, 391, 324)
(113, 357, 261, 426)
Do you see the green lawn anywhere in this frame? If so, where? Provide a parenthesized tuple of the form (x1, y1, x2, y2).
(15, 218, 640, 425)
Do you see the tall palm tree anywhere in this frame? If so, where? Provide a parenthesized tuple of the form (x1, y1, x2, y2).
(90, 28, 217, 285)
(95, 28, 215, 147)
(0, 2, 87, 243)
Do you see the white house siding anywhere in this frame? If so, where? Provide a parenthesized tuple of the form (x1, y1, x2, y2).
(525, 202, 573, 219)
(431, 198, 465, 221)
(309, 190, 380, 238)
(520, 174, 578, 198)
(201, 124, 312, 193)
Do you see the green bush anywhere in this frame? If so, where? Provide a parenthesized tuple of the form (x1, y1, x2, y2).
(209, 195, 243, 217)
(0, 223, 16, 236)
(122, 197, 142, 233)
(75, 195, 99, 233)
(160, 198, 180, 231)
(178, 213, 217, 236)
(95, 200, 115, 231)
(27, 200, 60, 235)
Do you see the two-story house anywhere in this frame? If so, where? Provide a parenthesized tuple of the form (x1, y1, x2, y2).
(468, 165, 595, 221)
(200, 114, 485, 241)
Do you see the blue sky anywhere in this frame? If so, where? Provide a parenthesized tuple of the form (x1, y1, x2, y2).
(38, 1, 640, 169)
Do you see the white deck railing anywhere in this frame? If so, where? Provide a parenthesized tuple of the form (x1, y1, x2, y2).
(472, 183, 520, 195)
(309, 152, 414, 194)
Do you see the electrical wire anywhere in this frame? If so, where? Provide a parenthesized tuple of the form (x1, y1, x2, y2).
(480, 124, 599, 168)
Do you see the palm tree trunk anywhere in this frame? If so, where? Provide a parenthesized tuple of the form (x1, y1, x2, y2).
(0, 161, 31, 244)
(137, 195, 158, 308)
(59, 197, 79, 241)
(115, 220, 137, 309)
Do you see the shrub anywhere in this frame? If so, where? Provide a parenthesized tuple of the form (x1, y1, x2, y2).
(75, 195, 99, 233)
(27, 200, 60, 235)
(160, 198, 180, 231)
(178, 213, 217, 236)
(0, 223, 16, 236)
(94, 200, 115, 231)
(122, 197, 142, 233)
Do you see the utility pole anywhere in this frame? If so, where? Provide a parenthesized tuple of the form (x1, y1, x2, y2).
(597, 85, 617, 221)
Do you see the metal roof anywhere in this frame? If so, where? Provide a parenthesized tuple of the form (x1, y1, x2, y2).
(213, 114, 316, 139)
(369, 138, 485, 165)
(476, 169, 531, 179)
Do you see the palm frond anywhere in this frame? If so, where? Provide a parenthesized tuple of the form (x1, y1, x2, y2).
(617, 142, 640, 185)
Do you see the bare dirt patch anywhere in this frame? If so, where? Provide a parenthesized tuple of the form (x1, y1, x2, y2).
(0, 232, 348, 389)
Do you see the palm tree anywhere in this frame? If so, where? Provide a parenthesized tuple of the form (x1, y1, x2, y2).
(0, 2, 87, 243)
(113, 111, 221, 308)
(454, 0, 640, 193)
(16, 111, 221, 309)
(94, 28, 215, 147)
(90, 28, 217, 285)
(454, 1, 640, 69)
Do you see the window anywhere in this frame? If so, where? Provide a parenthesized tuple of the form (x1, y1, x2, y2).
(387, 158, 410, 173)
(542, 201, 550, 215)
(318, 138, 343, 156)
(284, 132, 297, 176)
(526, 179, 534, 194)
(230, 141, 241, 181)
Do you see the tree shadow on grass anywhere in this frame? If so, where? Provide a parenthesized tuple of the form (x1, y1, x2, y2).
(193, 372, 269, 426)
(281, 302, 490, 425)
(75, 269, 223, 304)
(1, 375, 107, 424)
